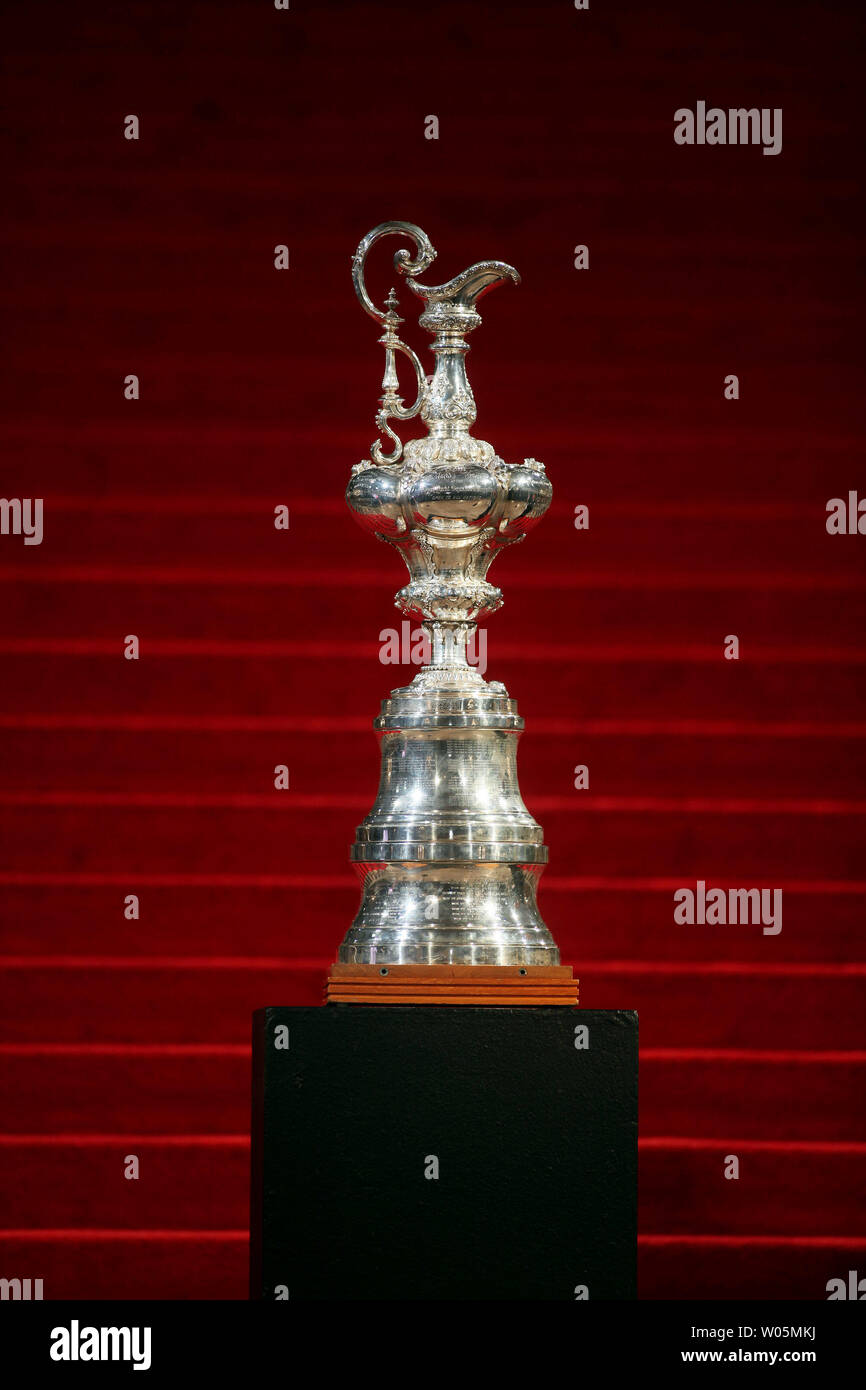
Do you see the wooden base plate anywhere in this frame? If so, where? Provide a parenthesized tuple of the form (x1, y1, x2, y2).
(325, 962, 579, 1006)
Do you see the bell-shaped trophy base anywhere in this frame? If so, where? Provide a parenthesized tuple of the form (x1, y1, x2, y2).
(342, 658, 561, 972)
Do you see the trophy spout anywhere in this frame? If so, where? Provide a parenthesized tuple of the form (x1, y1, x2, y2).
(406, 259, 521, 316)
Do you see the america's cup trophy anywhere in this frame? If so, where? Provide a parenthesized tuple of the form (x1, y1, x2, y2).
(326, 222, 577, 1005)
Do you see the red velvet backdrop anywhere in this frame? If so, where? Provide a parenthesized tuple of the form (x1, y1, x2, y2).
(1, 0, 864, 1299)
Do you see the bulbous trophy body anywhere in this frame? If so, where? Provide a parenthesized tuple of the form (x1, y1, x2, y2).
(338, 221, 560, 967)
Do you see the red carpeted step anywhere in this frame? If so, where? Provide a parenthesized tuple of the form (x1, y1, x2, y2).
(2, 726, 863, 804)
(0, 1230, 247, 1300)
(1, 654, 862, 724)
(1, 1045, 863, 1141)
(0, 882, 863, 965)
(0, 961, 328, 1042)
(0, 498, 861, 579)
(583, 966, 866, 1050)
(4, 1135, 863, 1239)
(640, 1237, 866, 1301)
(0, 960, 863, 1051)
(2, 576, 864, 650)
(643, 1052, 866, 1141)
(3, 425, 860, 501)
(0, 1136, 250, 1230)
(0, 802, 860, 881)
(0, 882, 354, 959)
(550, 887, 866, 965)
(639, 1140, 866, 1237)
(0, 1047, 252, 1135)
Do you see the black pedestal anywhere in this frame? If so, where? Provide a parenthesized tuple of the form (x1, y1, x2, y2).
(250, 1006, 638, 1301)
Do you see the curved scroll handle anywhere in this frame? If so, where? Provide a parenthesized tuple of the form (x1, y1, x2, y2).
(352, 222, 437, 464)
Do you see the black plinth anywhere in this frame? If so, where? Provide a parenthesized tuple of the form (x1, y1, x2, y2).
(251, 1006, 638, 1301)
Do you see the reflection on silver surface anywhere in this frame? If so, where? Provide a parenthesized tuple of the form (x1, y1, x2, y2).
(338, 222, 560, 966)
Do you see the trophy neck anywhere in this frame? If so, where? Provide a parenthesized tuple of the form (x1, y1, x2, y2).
(408, 620, 485, 693)
(420, 335, 477, 440)
(428, 621, 472, 663)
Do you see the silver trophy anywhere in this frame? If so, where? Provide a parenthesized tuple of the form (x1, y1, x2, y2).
(337, 221, 560, 969)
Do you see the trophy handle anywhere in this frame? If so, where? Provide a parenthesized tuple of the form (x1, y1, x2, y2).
(352, 222, 437, 464)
